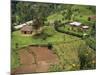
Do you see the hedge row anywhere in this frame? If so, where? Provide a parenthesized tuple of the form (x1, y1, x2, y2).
(55, 25, 83, 38)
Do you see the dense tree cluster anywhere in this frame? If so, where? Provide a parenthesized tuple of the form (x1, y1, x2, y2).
(11, 1, 63, 25)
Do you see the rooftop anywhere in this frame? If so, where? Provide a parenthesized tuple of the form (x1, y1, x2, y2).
(21, 25, 33, 31)
(82, 26, 89, 29)
(14, 20, 33, 29)
(69, 21, 82, 26)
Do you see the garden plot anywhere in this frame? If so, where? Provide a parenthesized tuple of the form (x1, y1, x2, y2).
(12, 64, 37, 74)
(28, 46, 59, 64)
(18, 49, 35, 65)
(12, 46, 59, 74)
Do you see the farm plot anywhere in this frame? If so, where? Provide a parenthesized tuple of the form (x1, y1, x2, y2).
(28, 46, 59, 64)
(12, 46, 59, 74)
(18, 49, 35, 65)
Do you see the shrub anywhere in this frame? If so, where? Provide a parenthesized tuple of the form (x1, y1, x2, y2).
(43, 26, 55, 37)
(85, 37, 96, 50)
(57, 26, 83, 37)
(48, 43, 53, 49)
(49, 64, 63, 72)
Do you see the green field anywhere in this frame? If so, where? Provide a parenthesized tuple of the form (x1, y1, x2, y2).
(11, 50, 20, 69)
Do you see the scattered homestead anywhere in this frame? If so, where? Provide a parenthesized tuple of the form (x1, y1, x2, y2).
(69, 22, 89, 30)
(16, 21, 90, 35)
(21, 25, 33, 34)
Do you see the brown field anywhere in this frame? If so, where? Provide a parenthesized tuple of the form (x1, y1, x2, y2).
(12, 46, 59, 74)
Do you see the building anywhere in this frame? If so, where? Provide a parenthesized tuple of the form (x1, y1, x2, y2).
(82, 25, 89, 29)
(69, 21, 82, 26)
(14, 20, 33, 29)
(21, 25, 33, 34)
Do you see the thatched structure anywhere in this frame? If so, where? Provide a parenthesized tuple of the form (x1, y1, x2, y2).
(21, 25, 33, 34)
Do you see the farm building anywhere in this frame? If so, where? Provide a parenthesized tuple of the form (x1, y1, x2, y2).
(69, 21, 82, 26)
(14, 20, 33, 29)
(21, 25, 33, 34)
(82, 25, 89, 29)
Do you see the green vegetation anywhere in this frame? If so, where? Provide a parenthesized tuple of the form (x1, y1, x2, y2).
(49, 64, 63, 72)
(85, 37, 96, 50)
(12, 31, 33, 49)
(11, 1, 96, 72)
(78, 44, 96, 69)
(11, 49, 20, 69)
(52, 40, 83, 71)
(12, 26, 81, 49)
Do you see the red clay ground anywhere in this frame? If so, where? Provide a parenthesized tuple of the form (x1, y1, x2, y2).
(28, 46, 59, 64)
(12, 46, 59, 74)
(19, 49, 35, 65)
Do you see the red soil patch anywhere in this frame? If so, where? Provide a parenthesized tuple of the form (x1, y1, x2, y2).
(36, 61, 50, 72)
(12, 64, 36, 74)
(18, 49, 35, 65)
(12, 46, 59, 74)
(28, 46, 58, 64)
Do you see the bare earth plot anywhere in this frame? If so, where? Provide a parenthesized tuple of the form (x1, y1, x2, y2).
(18, 49, 35, 65)
(12, 46, 59, 74)
(28, 46, 59, 64)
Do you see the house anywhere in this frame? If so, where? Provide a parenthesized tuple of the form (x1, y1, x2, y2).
(81, 25, 89, 32)
(21, 25, 33, 34)
(69, 21, 82, 26)
(82, 25, 89, 29)
(14, 20, 33, 29)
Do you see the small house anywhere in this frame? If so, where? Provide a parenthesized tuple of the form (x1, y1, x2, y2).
(69, 21, 82, 26)
(21, 25, 33, 34)
(14, 20, 33, 29)
(82, 25, 89, 29)
(81, 25, 89, 32)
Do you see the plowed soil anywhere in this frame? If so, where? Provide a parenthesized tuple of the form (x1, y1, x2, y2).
(11, 46, 59, 75)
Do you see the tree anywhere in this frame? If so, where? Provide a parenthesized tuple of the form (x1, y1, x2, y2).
(32, 17, 43, 34)
(61, 5, 75, 21)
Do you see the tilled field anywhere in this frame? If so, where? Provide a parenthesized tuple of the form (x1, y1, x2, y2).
(11, 46, 59, 75)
